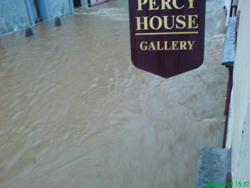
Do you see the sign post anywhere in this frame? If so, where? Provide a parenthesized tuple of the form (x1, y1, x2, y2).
(129, 0, 206, 79)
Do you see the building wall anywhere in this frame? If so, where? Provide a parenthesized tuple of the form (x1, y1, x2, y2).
(226, 0, 250, 186)
(48, 0, 71, 19)
(224, 0, 232, 24)
(0, 0, 74, 36)
(0, 0, 30, 35)
(81, 0, 87, 8)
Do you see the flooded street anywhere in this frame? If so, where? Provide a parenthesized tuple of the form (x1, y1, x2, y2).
(0, 0, 227, 187)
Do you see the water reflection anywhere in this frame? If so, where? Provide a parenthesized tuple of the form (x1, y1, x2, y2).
(0, 0, 227, 188)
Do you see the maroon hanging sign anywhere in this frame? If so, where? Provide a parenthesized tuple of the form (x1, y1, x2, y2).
(129, 0, 206, 78)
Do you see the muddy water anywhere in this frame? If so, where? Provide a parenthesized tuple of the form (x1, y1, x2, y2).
(0, 0, 227, 187)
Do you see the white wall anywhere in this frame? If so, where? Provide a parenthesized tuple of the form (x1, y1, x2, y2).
(226, 0, 250, 186)
(0, 0, 30, 34)
(81, 0, 87, 8)
(48, 0, 71, 18)
(224, 0, 232, 24)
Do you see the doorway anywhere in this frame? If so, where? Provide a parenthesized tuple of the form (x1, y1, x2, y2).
(73, 0, 82, 8)
(34, 0, 43, 23)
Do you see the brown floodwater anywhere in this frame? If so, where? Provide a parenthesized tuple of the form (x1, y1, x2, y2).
(0, 0, 227, 187)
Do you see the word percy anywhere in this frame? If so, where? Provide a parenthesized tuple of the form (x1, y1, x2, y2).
(136, 0, 198, 31)
(137, 0, 195, 10)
